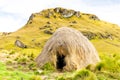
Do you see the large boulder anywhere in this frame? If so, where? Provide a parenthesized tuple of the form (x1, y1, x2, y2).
(15, 40, 27, 48)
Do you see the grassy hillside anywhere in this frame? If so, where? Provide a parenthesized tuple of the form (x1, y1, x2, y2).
(0, 7, 120, 54)
(0, 7, 120, 79)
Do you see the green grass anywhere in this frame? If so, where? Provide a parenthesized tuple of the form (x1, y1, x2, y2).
(0, 49, 120, 79)
(0, 62, 41, 80)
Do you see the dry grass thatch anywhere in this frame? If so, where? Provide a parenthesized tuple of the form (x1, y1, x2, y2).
(35, 27, 100, 71)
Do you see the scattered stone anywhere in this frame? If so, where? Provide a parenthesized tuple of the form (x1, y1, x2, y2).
(39, 27, 45, 30)
(29, 21, 32, 24)
(69, 25, 73, 26)
(35, 42, 41, 46)
(44, 30, 53, 35)
(74, 11, 81, 17)
(46, 21, 51, 24)
(44, 25, 51, 28)
(15, 40, 27, 48)
(54, 7, 61, 13)
(105, 33, 113, 40)
(89, 15, 100, 20)
(45, 11, 53, 18)
(72, 21, 77, 24)
(39, 25, 51, 30)
(45, 13, 50, 18)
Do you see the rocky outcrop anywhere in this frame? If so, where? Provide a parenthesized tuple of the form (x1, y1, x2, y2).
(54, 7, 80, 18)
(61, 10, 75, 18)
(89, 15, 100, 20)
(74, 11, 81, 17)
(27, 14, 36, 24)
(82, 31, 113, 40)
(54, 7, 61, 13)
(29, 14, 35, 21)
(15, 40, 27, 48)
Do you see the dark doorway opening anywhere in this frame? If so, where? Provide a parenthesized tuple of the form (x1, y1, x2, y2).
(56, 53, 66, 70)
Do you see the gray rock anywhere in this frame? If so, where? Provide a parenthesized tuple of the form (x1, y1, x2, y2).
(89, 15, 100, 20)
(28, 14, 35, 21)
(61, 10, 75, 18)
(54, 7, 61, 13)
(74, 11, 81, 17)
(54, 8, 81, 18)
(15, 40, 27, 48)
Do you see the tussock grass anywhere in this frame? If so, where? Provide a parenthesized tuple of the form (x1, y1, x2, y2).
(0, 62, 38, 80)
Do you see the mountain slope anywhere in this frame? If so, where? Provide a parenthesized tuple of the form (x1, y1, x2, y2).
(0, 7, 120, 55)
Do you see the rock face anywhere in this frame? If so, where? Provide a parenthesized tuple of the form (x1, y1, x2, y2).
(35, 27, 100, 71)
(27, 14, 36, 24)
(61, 10, 75, 18)
(74, 11, 80, 17)
(29, 14, 35, 21)
(15, 40, 27, 48)
(54, 7, 61, 13)
(27, 7, 100, 25)
(54, 7, 80, 18)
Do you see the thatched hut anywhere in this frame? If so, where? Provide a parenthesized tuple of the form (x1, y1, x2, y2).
(35, 27, 100, 71)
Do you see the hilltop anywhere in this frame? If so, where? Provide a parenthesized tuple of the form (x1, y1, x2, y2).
(0, 7, 120, 54)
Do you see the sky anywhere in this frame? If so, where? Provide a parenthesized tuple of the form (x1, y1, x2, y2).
(0, 0, 120, 32)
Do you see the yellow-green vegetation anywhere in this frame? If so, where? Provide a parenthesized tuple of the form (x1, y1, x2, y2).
(0, 7, 120, 79)
(0, 62, 42, 80)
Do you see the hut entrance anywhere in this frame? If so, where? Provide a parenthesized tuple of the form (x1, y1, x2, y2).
(56, 53, 66, 70)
